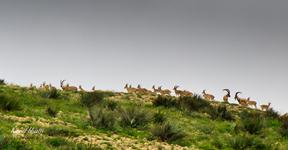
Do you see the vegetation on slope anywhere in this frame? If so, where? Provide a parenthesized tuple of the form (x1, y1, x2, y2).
(0, 82, 287, 149)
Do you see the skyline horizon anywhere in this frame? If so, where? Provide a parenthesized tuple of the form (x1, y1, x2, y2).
(1, 0, 287, 113)
(1, 78, 283, 113)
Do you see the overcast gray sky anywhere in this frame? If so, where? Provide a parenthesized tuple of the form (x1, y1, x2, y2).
(0, 0, 287, 113)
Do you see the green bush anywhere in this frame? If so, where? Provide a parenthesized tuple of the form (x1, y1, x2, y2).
(230, 134, 272, 150)
(207, 105, 234, 121)
(105, 100, 118, 111)
(0, 136, 29, 150)
(265, 108, 280, 119)
(81, 91, 113, 107)
(230, 134, 254, 150)
(238, 111, 264, 134)
(119, 106, 151, 128)
(279, 120, 288, 138)
(47, 88, 59, 99)
(0, 130, 3, 149)
(46, 106, 58, 117)
(177, 95, 211, 112)
(153, 111, 167, 124)
(0, 94, 21, 111)
(211, 138, 224, 149)
(0, 79, 5, 85)
(89, 107, 116, 129)
(46, 137, 69, 147)
(45, 126, 78, 137)
(153, 95, 176, 107)
(41, 88, 59, 99)
(151, 123, 185, 142)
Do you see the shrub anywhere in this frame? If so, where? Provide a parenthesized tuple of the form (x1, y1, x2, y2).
(46, 106, 58, 117)
(89, 107, 116, 129)
(265, 108, 280, 119)
(207, 105, 234, 121)
(0, 130, 3, 148)
(230, 134, 272, 150)
(0, 94, 21, 111)
(41, 88, 59, 99)
(105, 100, 118, 111)
(279, 120, 288, 138)
(177, 95, 211, 112)
(151, 123, 185, 142)
(47, 88, 59, 99)
(0, 79, 4, 85)
(45, 126, 78, 137)
(153, 111, 167, 124)
(230, 134, 254, 150)
(81, 91, 113, 107)
(46, 137, 69, 147)
(119, 106, 151, 128)
(211, 138, 224, 149)
(197, 125, 214, 134)
(153, 95, 176, 107)
(238, 111, 264, 134)
(0, 136, 29, 150)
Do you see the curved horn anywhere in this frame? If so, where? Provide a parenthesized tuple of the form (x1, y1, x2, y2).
(235, 92, 241, 99)
(223, 89, 230, 93)
(223, 89, 231, 96)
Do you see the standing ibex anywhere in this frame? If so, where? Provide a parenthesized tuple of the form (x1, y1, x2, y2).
(173, 86, 184, 96)
(202, 90, 215, 100)
(184, 90, 193, 97)
(124, 84, 137, 93)
(40, 82, 49, 90)
(158, 86, 171, 96)
(137, 84, 153, 94)
(79, 85, 86, 92)
(29, 83, 37, 91)
(92, 86, 96, 91)
(234, 92, 248, 106)
(152, 85, 161, 94)
(173, 86, 193, 97)
(60, 80, 78, 92)
(260, 102, 271, 111)
(247, 97, 257, 108)
(223, 89, 231, 103)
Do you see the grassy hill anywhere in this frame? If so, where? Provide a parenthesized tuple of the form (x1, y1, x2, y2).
(0, 82, 287, 150)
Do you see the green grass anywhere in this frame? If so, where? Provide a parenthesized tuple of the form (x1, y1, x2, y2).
(0, 84, 287, 149)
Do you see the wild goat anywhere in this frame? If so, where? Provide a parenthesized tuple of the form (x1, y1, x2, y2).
(173, 86, 185, 97)
(92, 86, 96, 91)
(40, 82, 49, 90)
(202, 90, 215, 100)
(280, 113, 288, 121)
(158, 86, 171, 96)
(124, 84, 137, 93)
(183, 90, 193, 97)
(247, 97, 257, 108)
(152, 85, 161, 94)
(173, 86, 193, 97)
(137, 84, 151, 94)
(79, 85, 86, 92)
(222, 89, 231, 103)
(260, 102, 271, 111)
(60, 80, 78, 92)
(234, 92, 248, 106)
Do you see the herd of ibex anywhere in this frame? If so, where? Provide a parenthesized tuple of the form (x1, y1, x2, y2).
(125, 84, 271, 111)
(29, 81, 272, 111)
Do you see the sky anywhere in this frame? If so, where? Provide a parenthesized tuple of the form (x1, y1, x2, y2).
(0, 0, 287, 113)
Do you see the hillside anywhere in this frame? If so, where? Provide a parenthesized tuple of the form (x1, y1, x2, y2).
(0, 82, 287, 150)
